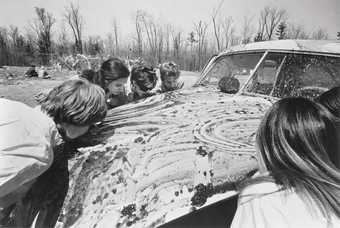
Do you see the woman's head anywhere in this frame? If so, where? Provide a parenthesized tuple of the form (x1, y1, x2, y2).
(130, 65, 157, 92)
(160, 61, 181, 91)
(218, 76, 240, 94)
(40, 79, 107, 139)
(257, 97, 339, 173)
(256, 97, 340, 217)
(315, 86, 340, 118)
(79, 69, 97, 83)
(99, 57, 130, 91)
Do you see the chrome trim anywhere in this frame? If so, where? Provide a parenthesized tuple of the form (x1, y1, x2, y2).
(270, 55, 287, 97)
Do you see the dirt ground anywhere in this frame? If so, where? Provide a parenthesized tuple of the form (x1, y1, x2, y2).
(0, 67, 200, 107)
(0, 66, 75, 106)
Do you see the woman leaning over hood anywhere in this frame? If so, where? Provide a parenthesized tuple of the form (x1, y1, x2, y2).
(231, 97, 340, 228)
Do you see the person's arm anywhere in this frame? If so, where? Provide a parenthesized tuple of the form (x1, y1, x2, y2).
(0, 117, 53, 202)
(0, 145, 51, 199)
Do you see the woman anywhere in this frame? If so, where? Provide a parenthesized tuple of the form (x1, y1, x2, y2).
(231, 97, 340, 228)
(97, 57, 131, 108)
(0, 79, 107, 227)
(36, 57, 131, 109)
(315, 86, 340, 118)
(159, 61, 183, 92)
(129, 64, 158, 100)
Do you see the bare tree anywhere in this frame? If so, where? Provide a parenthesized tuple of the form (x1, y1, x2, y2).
(134, 10, 144, 57)
(56, 23, 70, 56)
(211, 0, 225, 52)
(65, 3, 83, 54)
(286, 23, 310, 39)
(8, 26, 24, 65)
(256, 7, 269, 41)
(113, 18, 119, 56)
(194, 21, 208, 69)
(221, 16, 235, 49)
(164, 24, 172, 60)
(257, 6, 287, 40)
(105, 33, 114, 56)
(312, 28, 329, 40)
(157, 26, 164, 63)
(32, 7, 55, 64)
(0, 27, 10, 65)
(138, 11, 165, 64)
(241, 15, 254, 44)
(9, 26, 19, 48)
(171, 30, 182, 63)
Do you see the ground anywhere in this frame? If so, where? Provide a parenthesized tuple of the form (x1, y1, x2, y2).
(0, 66, 74, 106)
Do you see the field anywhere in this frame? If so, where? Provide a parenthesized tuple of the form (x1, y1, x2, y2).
(0, 66, 74, 106)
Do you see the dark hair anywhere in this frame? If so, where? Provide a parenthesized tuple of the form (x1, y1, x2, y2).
(159, 61, 180, 81)
(256, 97, 340, 218)
(130, 65, 157, 92)
(218, 76, 240, 94)
(40, 79, 107, 126)
(79, 69, 97, 83)
(315, 86, 340, 118)
(98, 57, 129, 89)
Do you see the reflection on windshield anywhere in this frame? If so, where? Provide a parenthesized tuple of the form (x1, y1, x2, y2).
(198, 52, 265, 90)
(245, 52, 340, 99)
(245, 53, 285, 95)
(273, 54, 340, 99)
(200, 51, 340, 99)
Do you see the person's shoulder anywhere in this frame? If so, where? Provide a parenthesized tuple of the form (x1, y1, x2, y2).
(240, 181, 280, 195)
(0, 98, 34, 118)
(69, 74, 80, 80)
(236, 180, 285, 206)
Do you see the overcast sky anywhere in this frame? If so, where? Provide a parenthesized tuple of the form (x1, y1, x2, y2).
(0, 0, 339, 40)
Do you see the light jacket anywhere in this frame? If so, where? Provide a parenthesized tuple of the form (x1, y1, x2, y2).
(0, 98, 56, 199)
(231, 181, 340, 228)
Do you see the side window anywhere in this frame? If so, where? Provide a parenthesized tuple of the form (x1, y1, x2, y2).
(272, 54, 340, 99)
(245, 53, 286, 95)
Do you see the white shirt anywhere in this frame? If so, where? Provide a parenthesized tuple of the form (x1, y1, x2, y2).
(0, 98, 56, 198)
(231, 181, 340, 228)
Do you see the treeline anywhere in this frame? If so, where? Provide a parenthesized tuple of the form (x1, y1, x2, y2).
(0, 3, 338, 71)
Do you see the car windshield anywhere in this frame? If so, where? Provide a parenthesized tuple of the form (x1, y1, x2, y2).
(197, 52, 265, 91)
(244, 52, 340, 99)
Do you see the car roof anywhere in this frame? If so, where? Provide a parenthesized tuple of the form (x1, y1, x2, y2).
(222, 39, 340, 55)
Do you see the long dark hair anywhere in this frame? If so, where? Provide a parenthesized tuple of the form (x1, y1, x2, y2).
(315, 86, 340, 118)
(256, 97, 340, 219)
(98, 57, 130, 89)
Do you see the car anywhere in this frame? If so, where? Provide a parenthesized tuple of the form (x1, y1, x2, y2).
(60, 40, 340, 228)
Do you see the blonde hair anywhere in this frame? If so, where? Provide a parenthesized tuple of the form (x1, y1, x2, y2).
(41, 79, 107, 125)
(256, 97, 340, 219)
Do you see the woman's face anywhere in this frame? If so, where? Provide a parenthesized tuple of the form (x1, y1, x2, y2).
(57, 123, 90, 140)
(106, 78, 128, 95)
(134, 72, 156, 91)
(162, 74, 179, 90)
(101, 71, 121, 90)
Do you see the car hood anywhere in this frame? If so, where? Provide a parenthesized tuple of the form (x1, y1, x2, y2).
(62, 86, 273, 228)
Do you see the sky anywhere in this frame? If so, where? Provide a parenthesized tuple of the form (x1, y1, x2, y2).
(0, 0, 339, 40)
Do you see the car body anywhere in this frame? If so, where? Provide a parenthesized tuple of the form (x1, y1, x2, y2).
(61, 40, 340, 228)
